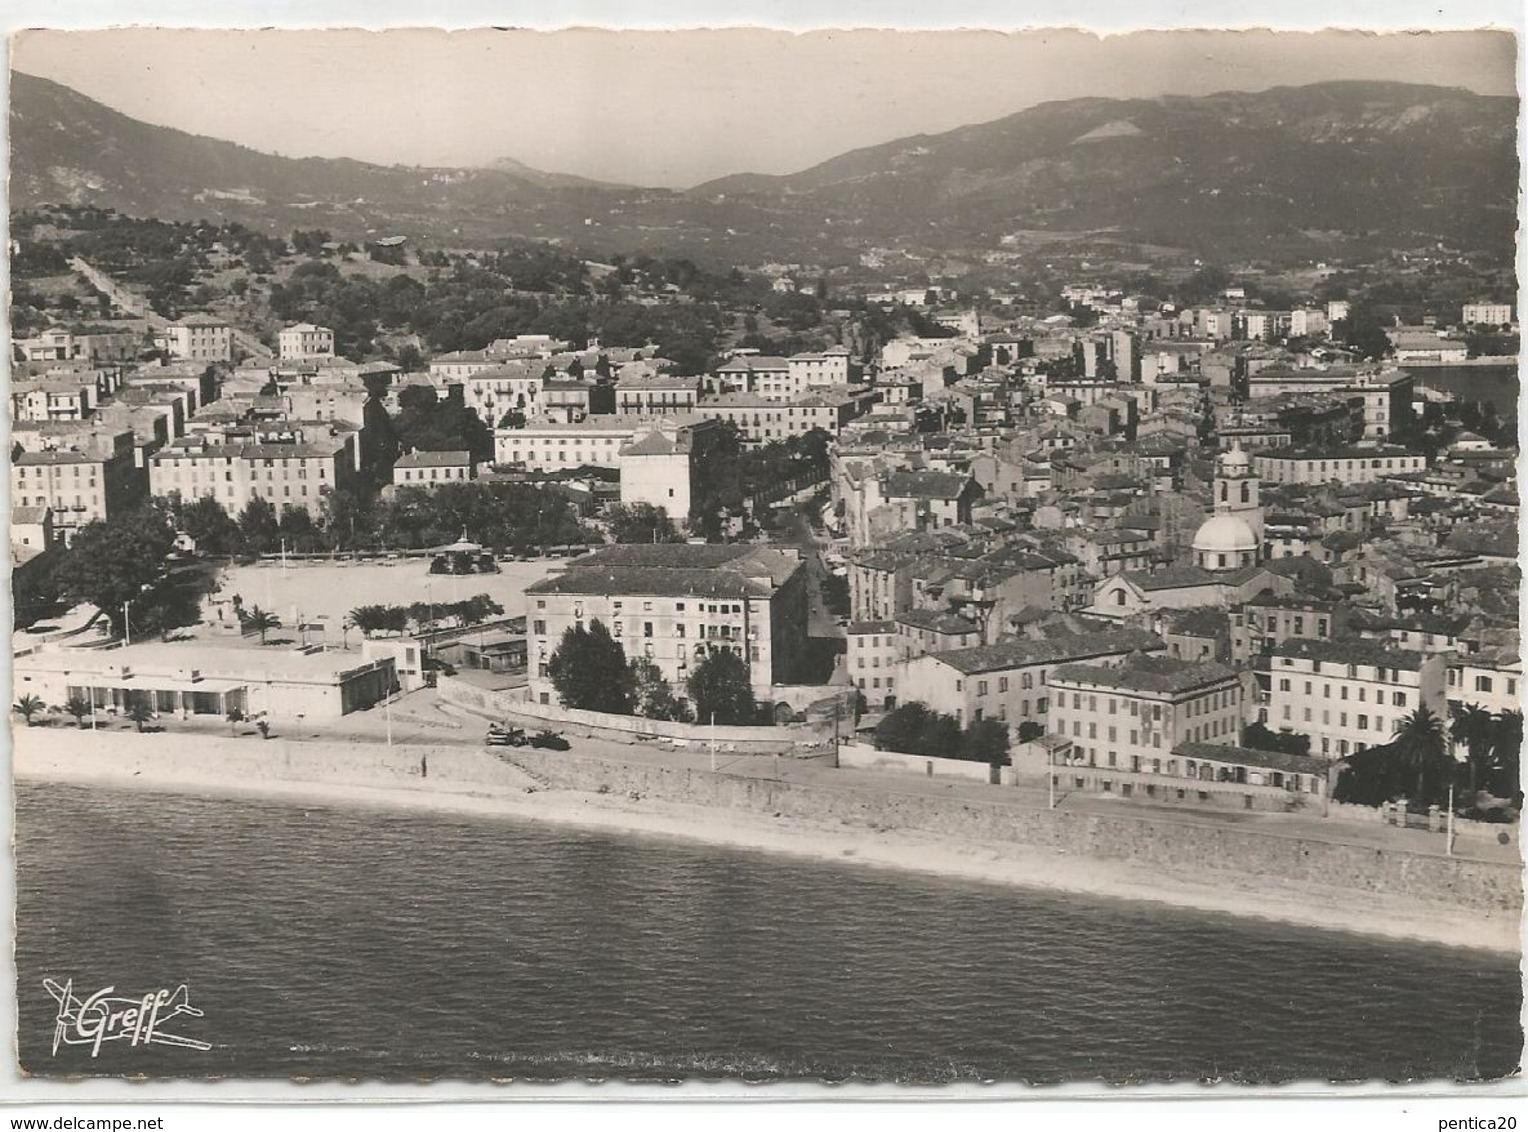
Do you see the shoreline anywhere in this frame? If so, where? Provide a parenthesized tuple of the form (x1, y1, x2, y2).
(15, 747, 1522, 958)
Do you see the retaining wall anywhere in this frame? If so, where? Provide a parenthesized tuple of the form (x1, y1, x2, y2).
(438, 676, 831, 753)
(838, 742, 998, 783)
(511, 747, 1524, 913)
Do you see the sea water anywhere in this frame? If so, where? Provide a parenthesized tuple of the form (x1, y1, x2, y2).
(14, 782, 1522, 1083)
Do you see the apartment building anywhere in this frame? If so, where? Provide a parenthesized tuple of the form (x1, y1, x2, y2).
(692, 392, 860, 444)
(164, 315, 232, 363)
(900, 628, 1165, 730)
(278, 323, 336, 360)
(460, 363, 545, 426)
(1266, 639, 1446, 760)
(1446, 652, 1521, 716)
(614, 376, 701, 416)
(11, 379, 97, 423)
(428, 350, 503, 382)
(524, 543, 809, 705)
(495, 416, 682, 470)
(1049, 656, 1244, 772)
(11, 429, 145, 544)
(1461, 302, 1512, 326)
(148, 432, 356, 516)
(845, 620, 902, 709)
(713, 355, 794, 399)
(1253, 446, 1427, 486)
(787, 348, 852, 388)
(392, 449, 475, 487)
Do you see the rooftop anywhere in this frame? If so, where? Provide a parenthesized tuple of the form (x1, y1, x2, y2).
(1172, 742, 1328, 778)
(1272, 638, 1428, 670)
(1051, 655, 1238, 695)
(395, 449, 472, 468)
(927, 629, 1163, 675)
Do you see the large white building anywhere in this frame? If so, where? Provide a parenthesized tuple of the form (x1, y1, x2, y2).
(460, 363, 545, 427)
(1266, 639, 1447, 760)
(149, 432, 357, 516)
(11, 429, 145, 545)
(164, 315, 232, 363)
(1253, 446, 1427, 486)
(13, 640, 395, 721)
(495, 416, 691, 471)
(1048, 655, 1245, 774)
(897, 628, 1165, 730)
(1461, 302, 1512, 327)
(1446, 652, 1522, 716)
(525, 543, 811, 706)
(278, 323, 336, 360)
(787, 348, 852, 388)
(616, 420, 726, 522)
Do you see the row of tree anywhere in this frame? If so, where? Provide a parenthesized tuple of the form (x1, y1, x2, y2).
(170, 480, 599, 558)
(872, 702, 1011, 767)
(345, 595, 505, 640)
(546, 620, 757, 726)
(1333, 705, 1522, 810)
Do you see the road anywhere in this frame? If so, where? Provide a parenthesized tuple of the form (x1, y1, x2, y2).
(70, 255, 274, 361)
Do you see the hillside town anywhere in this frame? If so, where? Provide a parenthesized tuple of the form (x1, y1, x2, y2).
(11, 218, 1521, 824)
(7, 29, 1526, 1099)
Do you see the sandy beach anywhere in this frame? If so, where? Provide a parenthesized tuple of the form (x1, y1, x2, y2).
(14, 733, 1522, 957)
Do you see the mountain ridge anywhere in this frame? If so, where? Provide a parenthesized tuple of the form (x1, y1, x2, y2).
(10, 72, 1518, 264)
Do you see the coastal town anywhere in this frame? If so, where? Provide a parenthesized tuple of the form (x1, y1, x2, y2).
(6, 25, 1525, 1099)
(10, 200, 1522, 893)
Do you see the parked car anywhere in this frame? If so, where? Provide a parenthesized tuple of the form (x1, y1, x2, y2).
(486, 724, 527, 747)
(528, 729, 570, 751)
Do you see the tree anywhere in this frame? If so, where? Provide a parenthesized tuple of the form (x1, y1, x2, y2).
(1396, 706, 1450, 804)
(126, 700, 154, 732)
(238, 497, 280, 556)
(64, 695, 91, 729)
(177, 495, 239, 556)
(1243, 722, 1313, 757)
(875, 702, 935, 754)
(13, 694, 45, 726)
(686, 649, 756, 726)
(53, 509, 176, 638)
(546, 620, 634, 714)
(630, 657, 687, 721)
(964, 719, 1011, 766)
(1450, 705, 1495, 792)
(607, 503, 681, 544)
(1016, 720, 1045, 743)
(1486, 709, 1522, 801)
(241, 605, 279, 645)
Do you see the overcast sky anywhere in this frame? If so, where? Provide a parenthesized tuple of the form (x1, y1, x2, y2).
(11, 27, 1518, 188)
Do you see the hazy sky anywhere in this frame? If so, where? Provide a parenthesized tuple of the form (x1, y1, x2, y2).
(11, 27, 1518, 188)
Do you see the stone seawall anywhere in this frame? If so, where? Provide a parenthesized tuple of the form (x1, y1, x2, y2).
(14, 728, 540, 794)
(16, 729, 1521, 918)
(512, 748, 1524, 914)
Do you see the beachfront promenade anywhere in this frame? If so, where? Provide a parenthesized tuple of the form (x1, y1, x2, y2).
(30, 677, 1517, 870)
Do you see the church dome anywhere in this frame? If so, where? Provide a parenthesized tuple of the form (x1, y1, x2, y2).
(1192, 513, 1259, 556)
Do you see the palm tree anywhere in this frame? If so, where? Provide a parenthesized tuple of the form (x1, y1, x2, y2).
(126, 701, 154, 732)
(1450, 704, 1495, 792)
(1489, 709, 1522, 799)
(1396, 705, 1449, 805)
(242, 605, 279, 645)
(12, 694, 44, 727)
(63, 695, 91, 729)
